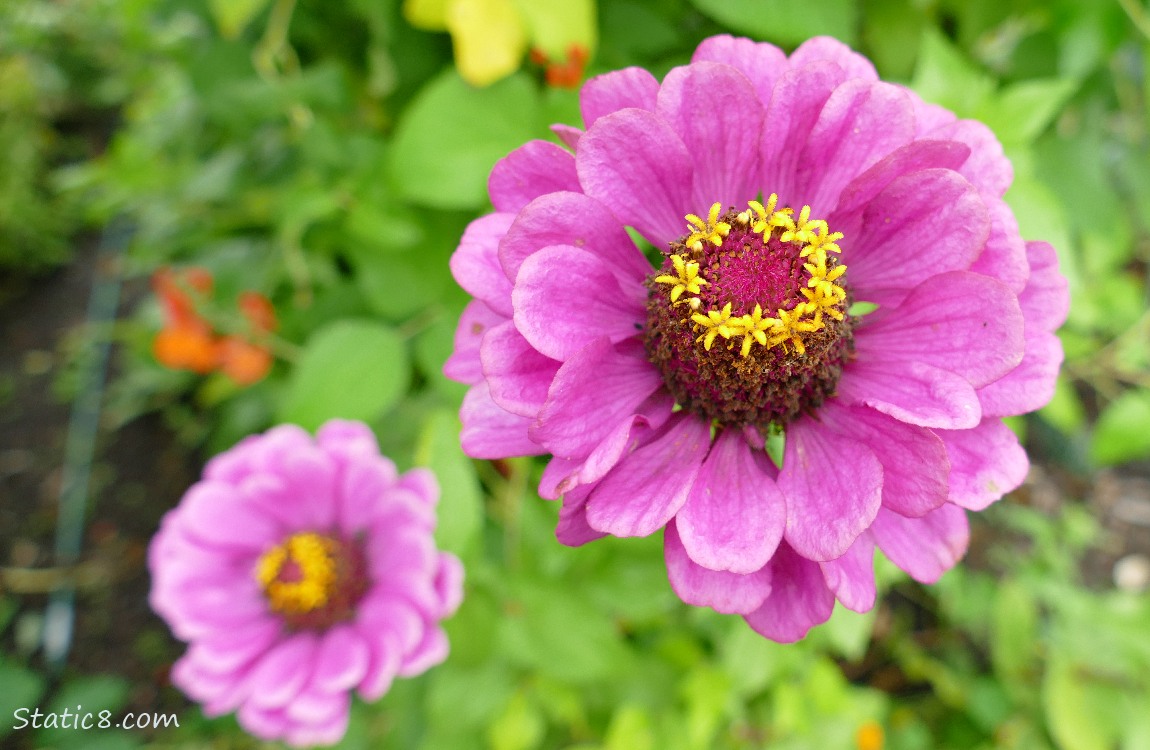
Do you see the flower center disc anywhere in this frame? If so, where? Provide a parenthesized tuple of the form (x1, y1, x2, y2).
(256, 531, 369, 631)
(643, 198, 854, 428)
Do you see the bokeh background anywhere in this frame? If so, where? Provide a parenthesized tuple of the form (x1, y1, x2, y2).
(2, 0, 1150, 748)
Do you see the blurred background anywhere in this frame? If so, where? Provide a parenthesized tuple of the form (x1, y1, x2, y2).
(1, 0, 1149, 748)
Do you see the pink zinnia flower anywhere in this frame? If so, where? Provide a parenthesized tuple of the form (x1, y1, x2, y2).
(149, 421, 463, 746)
(445, 35, 1069, 642)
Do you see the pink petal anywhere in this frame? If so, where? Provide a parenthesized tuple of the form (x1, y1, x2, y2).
(555, 485, 607, 547)
(761, 61, 848, 203)
(541, 408, 665, 499)
(179, 481, 281, 552)
(577, 108, 695, 246)
(580, 67, 659, 127)
(911, 97, 957, 134)
(312, 625, 370, 694)
(664, 520, 773, 614)
(337, 455, 401, 536)
(788, 36, 878, 82)
(433, 552, 465, 617)
(284, 688, 348, 724)
(498, 191, 650, 285)
(837, 359, 982, 429)
(846, 169, 989, 305)
(819, 536, 876, 613)
(444, 300, 506, 385)
(235, 703, 289, 741)
(449, 213, 516, 317)
(316, 420, 382, 467)
(202, 434, 264, 483)
(817, 401, 949, 517)
(675, 428, 786, 574)
(531, 337, 663, 458)
(512, 245, 646, 361)
(870, 504, 968, 584)
(460, 383, 546, 459)
(284, 705, 350, 748)
(245, 633, 318, 709)
(551, 124, 582, 149)
(655, 61, 764, 209)
(357, 629, 402, 701)
(585, 414, 712, 537)
(779, 419, 883, 562)
(926, 119, 1012, 198)
(853, 271, 1024, 389)
(794, 80, 915, 216)
(969, 196, 1029, 294)
(977, 329, 1063, 417)
(691, 35, 787, 106)
(488, 140, 581, 213)
(367, 526, 438, 584)
(481, 320, 560, 418)
(1018, 241, 1070, 331)
(398, 625, 450, 677)
(830, 140, 971, 235)
(743, 543, 835, 643)
(937, 418, 1029, 511)
(184, 618, 280, 673)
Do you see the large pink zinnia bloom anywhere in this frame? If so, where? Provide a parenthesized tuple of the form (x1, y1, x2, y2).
(149, 421, 463, 746)
(445, 35, 1068, 641)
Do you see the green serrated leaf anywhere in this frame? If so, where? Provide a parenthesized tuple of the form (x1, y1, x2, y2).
(389, 70, 541, 209)
(279, 320, 410, 430)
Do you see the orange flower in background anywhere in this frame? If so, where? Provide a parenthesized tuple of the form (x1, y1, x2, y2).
(217, 335, 274, 386)
(153, 323, 219, 374)
(150, 267, 276, 386)
(532, 44, 589, 89)
(856, 720, 884, 750)
(238, 290, 278, 333)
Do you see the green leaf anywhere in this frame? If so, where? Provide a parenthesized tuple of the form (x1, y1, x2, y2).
(1091, 389, 1150, 466)
(207, 0, 273, 39)
(687, 0, 857, 47)
(0, 659, 46, 739)
(415, 409, 483, 556)
(1043, 657, 1124, 750)
(499, 580, 632, 684)
(910, 28, 995, 116)
(604, 705, 655, 750)
(822, 603, 876, 662)
(990, 578, 1039, 686)
(390, 70, 541, 209)
(279, 320, 410, 430)
(487, 690, 546, 750)
(976, 78, 1078, 146)
(39, 674, 131, 748)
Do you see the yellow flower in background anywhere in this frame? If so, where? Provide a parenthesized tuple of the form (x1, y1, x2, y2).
(405, 0, 596, 87)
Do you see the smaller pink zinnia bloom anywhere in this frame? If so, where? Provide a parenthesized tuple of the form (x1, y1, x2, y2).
(149, 421, 463, 747)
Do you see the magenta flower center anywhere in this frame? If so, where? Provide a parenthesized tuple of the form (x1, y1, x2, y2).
(644, 197, 854, 428)
(255, 531, 370, 631)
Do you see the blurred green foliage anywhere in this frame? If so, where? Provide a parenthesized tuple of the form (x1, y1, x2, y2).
(3, 0, 1150, 748)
